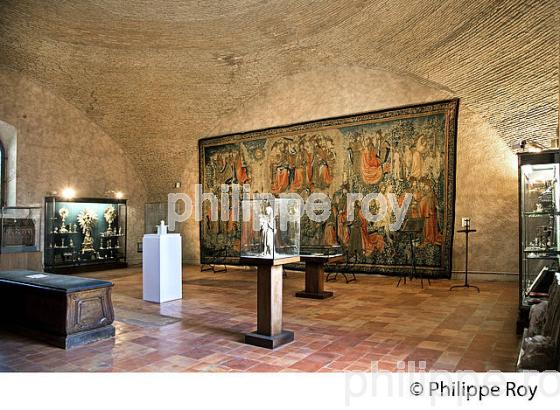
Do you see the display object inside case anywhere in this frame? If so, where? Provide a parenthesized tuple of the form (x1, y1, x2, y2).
(44, 197, 127, 273)
(518, 150, 560, 331)
(300, 245, 343, 257)
(240, 198, 301, 261)
(0, 206, 42, 253)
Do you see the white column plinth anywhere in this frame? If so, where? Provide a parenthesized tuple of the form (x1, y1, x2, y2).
(142, 233, 182, 303)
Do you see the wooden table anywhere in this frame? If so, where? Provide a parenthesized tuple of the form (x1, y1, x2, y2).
(241, 256, 299, 349)
(295, 254, 345, 299)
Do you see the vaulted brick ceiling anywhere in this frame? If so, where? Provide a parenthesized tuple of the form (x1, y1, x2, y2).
(0, 0, 558, 195)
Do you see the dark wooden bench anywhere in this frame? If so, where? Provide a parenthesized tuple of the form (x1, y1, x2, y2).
(0, 270, 115, 349)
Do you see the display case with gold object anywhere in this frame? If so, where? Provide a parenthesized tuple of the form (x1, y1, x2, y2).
(77, 208, 97, 255)
(44, 197, 127, 274)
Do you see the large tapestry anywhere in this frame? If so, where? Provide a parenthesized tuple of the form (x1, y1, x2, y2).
(199, 99, 458, 278)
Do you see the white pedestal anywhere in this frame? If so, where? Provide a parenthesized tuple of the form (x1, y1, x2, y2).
(142, 233, 182, 303)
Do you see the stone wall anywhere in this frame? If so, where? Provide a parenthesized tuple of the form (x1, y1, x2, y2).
(0, 68, 147, 269)
(0, 120, 17, 206)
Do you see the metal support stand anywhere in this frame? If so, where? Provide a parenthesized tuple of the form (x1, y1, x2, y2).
(326, 271, 356, 283)
(326, 251, 357, 283)
(450, 228, 479, 292)
(396, 233, 413, 287)
(397, 233, 431, 288)
(397, 218, 429, 288)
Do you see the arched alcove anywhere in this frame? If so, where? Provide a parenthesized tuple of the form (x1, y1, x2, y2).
(0, 70, 148, 266)
(0, 119, 17, 207)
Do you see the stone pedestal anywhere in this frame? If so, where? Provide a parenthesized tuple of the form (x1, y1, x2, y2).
(142, 233, 182, 303)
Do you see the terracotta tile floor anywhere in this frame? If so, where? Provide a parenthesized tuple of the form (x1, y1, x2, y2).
(0, 265, 521, 372)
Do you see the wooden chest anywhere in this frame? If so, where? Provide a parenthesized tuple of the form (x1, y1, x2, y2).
(0, 270, 115, 349)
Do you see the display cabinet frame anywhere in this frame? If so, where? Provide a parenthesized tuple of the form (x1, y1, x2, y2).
(44, 196, 128, 274)
(517, 150, 560, 332)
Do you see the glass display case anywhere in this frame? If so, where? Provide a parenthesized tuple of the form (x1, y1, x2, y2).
(518, 150, 560, 331)
(300, 244, 343, 257)
(240, 198, 301, 260)
(44, 196, 127, 273)
(0, 206, 42, 253)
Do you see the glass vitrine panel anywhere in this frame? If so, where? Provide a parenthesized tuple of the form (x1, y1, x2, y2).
(520, 157, 560, 308)
(240, 198, 301, 260)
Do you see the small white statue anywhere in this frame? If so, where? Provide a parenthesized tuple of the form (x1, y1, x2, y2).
(260, 204, 274, 256)
(157, 220, 167, 235)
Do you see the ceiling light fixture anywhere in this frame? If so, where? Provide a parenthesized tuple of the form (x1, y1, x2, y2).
(511, 139, 546, 153)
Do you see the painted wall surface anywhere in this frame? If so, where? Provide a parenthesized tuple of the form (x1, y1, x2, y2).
(180, 67, 518, 277)
(0, 68, 147, 268)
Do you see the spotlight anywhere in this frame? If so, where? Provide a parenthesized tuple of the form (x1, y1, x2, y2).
(115, 191, 124, 199)
(61, 187, 76, 200)
(511, 139, 545, 153)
